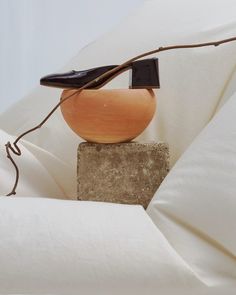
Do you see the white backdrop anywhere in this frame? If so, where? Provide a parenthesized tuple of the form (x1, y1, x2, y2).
(0, 0, 144, 113)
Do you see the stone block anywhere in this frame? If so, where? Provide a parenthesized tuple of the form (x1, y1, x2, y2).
(77, 142, 169, 208)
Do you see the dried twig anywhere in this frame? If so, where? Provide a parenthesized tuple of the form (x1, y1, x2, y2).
(5, 36, 236, 196)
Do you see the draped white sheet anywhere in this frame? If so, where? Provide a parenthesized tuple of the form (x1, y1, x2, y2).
(0, 0, 236, 293)
(148, 92, 236, 286)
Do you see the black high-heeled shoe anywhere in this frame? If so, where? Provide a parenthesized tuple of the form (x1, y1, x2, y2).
(40, 58, 160, 89)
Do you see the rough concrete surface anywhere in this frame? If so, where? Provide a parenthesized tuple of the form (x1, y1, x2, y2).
(77, 142, 169, 208)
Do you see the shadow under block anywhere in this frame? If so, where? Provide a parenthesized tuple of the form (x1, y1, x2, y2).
(77, 142, 169, 208)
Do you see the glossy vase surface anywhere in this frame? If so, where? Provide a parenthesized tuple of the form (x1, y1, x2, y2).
(60, 88, 156, 143)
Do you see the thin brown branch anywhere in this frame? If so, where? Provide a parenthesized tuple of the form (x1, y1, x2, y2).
(5, 36, 236, 196)
(5, 142, 20, 196)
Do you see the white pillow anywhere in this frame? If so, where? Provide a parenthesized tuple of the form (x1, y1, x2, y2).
(0, 197, 201, 294)
(148, 92, 236, 285)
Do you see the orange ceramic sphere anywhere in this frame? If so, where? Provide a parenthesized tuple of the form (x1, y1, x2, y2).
(60, 88, 156, 143)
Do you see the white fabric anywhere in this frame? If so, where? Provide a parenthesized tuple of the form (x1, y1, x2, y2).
(0, 87, 79, 199)
(148, 93, 236, 285)
(0, 129, 66, 199)
(0, 197, 201, 294)
(0, 0, 236, 293)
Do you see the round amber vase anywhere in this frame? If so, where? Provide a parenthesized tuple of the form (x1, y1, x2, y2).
(60, 88, 156, 143)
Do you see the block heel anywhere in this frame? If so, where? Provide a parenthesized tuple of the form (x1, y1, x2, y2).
(129, 58, 160, 89)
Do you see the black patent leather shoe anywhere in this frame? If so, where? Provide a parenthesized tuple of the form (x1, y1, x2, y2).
(40, 58, 160, 89)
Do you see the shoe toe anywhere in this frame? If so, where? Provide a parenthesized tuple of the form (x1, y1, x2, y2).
(40, 71, 75, 87)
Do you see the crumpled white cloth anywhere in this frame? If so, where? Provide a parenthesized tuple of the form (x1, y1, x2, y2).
(0, 0, 236, 293)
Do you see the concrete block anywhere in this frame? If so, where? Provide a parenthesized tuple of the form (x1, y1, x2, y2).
(77, 142, 169, 208)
